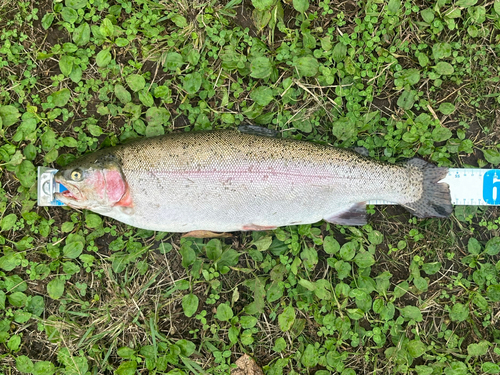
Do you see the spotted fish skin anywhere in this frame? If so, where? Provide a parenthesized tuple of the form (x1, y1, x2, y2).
(54, 130, 452, 232)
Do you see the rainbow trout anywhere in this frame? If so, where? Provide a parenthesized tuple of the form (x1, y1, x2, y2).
(54, 130, 452, 232)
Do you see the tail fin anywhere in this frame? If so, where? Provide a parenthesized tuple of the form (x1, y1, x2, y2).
(402, 158, 452, 218)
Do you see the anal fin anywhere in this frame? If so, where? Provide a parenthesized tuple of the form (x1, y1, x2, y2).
(325, 202, 367, 226)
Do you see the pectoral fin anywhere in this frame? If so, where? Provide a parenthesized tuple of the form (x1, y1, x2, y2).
(325, 203, 367, 226)
(182, 230, 233, 238)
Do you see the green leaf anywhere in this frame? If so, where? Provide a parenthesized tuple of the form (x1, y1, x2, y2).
(1, 213, 17, 232)
(252, 9, 271, 31)
(215, 303, 233, 321)
(139, 90, 154, 107)
(340, 241, 357, 261)
(273, 337, 286, 352)
(0, 105, 21, 127)
(432, 43, 452, 60)
(397, 90, 415, 110)
(347, 308, 364, 320)
(251, 0, 275, 11)
(394, 69, 420, 87)
(73, 22, 90, 46)
(63, 241, 84, 259)
(444, 361, 468, 375)
(432, 127, 452, 142)
(487, 284, 500, 302)
(27, 295, 45, 317)
(294, 56, 319, 77)
(202, 240, 220, 262)
(314, 279, 332, 300)
(472, 3, 487, 21)
(115, 361, 137, 375)
(483, 149, 500, 166)
(115, 84, 131, 104)
(0, 252, 22, 271)
(387, 0, 401, 14)
(47, 277, 65, 300)
(420, 8, 434, 23)
(278, 305, 295, 331)
(96, 49, 112, 67)
(42, 13, 55, 29)
(115, 38, 129, 47)
(66, 0, 88, 9)
(301, 247, 318, 271)
(16, 160, 36, 188)
(69, 66, 82, 83)
(170, 14, 187, 28)
(8, 334, 21, 351)
(164, 52, 184, 71)
(293, 0, 309, 12)
(456, 0, 477, 6)
(100, 18, 114, 38)
(250, 56, 272, 79)
(449, 302, 469, 322)
(400, 306, 423, 322)
(16, 355, 34, 373)
(495, 1, 500, 15)
(354, 251, 375, 268)
(334, 260, 351, 279)
(14, 310, 31, 324)
(240, 316, 258, 329)
(368, 230, 383, 245)
(323, 236, 340, 254)
(482, 362, 500, 374)
(434, 62, 454, 75)
(252, 236, 272, 252)
(332, 42, 347, 62)
(176, 339, 196, 356)
(407, 339, 427, 358)
(117, 346, 135, 359)
(183, 72, 203, 94)
(126, 74, 146, 92)
(8, 292, 27, 307)
(422, 262, 441, 275)
(467, 340, 489, 356)
(59, 55, 74, 76)
(415, 366, 434, 375)
(51, 88, 71, 107)
(438, 102, 455, 115)
(61, 7, 78, 23)
(182, 293, 198, 317)
(301, 344, 319, 368)
(145, 107, 170, 127)
(250, 86, 274, 106)
(468, 237, 481, 254)
(485, 237, 500, 255)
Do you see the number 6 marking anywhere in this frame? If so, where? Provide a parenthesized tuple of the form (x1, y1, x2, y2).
(483, 170, 500, 204)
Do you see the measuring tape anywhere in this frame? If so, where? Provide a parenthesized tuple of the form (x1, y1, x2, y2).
(38, 167, 500, 207)
(368, 168, 500, 206)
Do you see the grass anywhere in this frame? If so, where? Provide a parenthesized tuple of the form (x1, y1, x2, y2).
(0, 0, 500, 374)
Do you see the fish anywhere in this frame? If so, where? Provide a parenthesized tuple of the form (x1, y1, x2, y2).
(53, 129, 452, 233)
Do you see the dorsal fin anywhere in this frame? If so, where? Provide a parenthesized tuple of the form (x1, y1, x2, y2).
(237, 124, 278, 138)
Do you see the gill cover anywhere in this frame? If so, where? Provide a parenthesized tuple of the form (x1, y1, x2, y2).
(54, 153, 131, 211)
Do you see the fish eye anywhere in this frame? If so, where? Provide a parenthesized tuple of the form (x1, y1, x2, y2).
(70, 169, 83, 181)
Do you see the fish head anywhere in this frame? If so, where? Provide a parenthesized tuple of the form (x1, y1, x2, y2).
(54, 153, 129, 212)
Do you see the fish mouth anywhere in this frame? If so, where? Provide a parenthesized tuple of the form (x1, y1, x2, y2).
(61, 189, 79, 201)
(54, 179, 84, 205)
